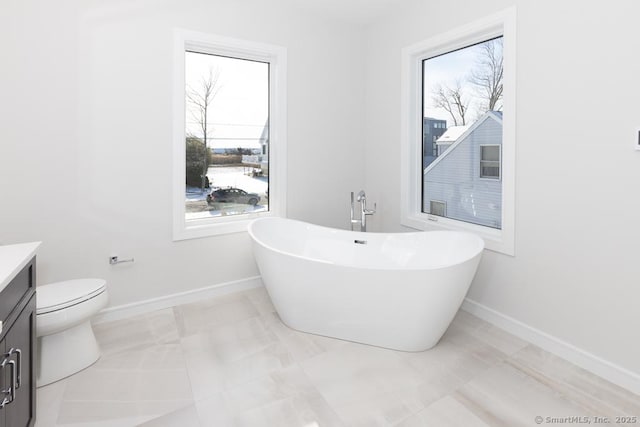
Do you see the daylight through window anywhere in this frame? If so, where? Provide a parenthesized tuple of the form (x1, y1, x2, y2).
(422, 36, 504, 229)
(401, 8, 514, 254)
(184, 52, 270, 222)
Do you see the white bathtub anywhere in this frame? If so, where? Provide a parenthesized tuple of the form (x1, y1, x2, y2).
(248, 217, 484, 351)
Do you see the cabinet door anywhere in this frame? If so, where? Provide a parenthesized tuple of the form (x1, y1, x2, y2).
(0, 337, 6, 427)
(3, 295, 36, 427)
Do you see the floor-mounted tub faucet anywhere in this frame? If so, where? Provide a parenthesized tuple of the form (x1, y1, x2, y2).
(350, 190, 376, 232)
(350, 192, 360, 231)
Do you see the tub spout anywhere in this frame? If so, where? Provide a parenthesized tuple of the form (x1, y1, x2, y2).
(360, 202, 376, 232)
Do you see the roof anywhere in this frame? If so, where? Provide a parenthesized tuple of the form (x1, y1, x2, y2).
(436, 125, 470, 144)
(424, 110, 503, 175)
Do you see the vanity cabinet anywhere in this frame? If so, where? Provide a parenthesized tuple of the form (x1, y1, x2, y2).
(0, 258, 36, 427)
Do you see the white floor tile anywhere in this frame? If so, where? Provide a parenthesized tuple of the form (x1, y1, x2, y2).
(395, 395, 492, 427)
(454, 361, 601, 426)
(195, 365, 344, 427)
(39, 290, 639, 427)
(174, 293, 260, 338)
(35, 377, 68, 427)
(138, 404, 202, 427)
(181, 316, 295, 400)
(57, 344, 193, 425)
(244, 287, 278, 316)
(92, 308, 180, 357)
(300, 342, 425, 426)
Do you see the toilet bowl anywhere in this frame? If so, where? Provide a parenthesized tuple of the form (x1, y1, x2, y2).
(36, 279, 108, 387)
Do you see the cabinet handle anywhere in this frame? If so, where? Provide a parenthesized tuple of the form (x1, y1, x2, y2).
(8, 349, 21, 389)
(0, 358, 16, 409)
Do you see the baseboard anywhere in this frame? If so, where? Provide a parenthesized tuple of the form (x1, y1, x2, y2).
(92, 276, 263, 324)
(462, 298, 640, 396)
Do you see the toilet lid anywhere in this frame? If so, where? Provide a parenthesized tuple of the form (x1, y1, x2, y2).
(37, 279, 107, 314)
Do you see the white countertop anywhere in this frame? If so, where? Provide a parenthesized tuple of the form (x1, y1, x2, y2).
(0, 242, 41, 293)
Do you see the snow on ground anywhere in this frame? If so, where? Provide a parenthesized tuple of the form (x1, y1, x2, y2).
(185, 188, 207, 201)
(185, 203, 267, 220)
(185, 166, 269, 220)
(185, 166, 268, 200)
(207, 166, 268, 195)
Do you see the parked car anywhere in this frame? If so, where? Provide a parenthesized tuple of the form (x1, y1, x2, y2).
(207, 187, 260, 206)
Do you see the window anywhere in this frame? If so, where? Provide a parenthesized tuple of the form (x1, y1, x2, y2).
(430, 200, 446, 217)
(185, 52, 268, 218)
(480, 145, 501, 179)
(401, 8, 515, 255)
(173, 30, 287, 240)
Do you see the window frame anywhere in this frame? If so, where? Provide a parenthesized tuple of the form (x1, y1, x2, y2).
(172, 29, 287, 241)
(479, 144, 501, 180)
(401, 8, 516, 255)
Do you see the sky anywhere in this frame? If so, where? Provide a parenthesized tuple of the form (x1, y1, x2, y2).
(423, 37, 502, 127)
(184, 39, 501, 147)
(185, 51, 269, 149)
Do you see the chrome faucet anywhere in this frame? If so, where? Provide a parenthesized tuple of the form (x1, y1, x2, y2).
(350, 190, 376, 232)
(350, 192, 360, 230)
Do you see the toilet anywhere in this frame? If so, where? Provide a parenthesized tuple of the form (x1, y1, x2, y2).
(36, 279, 108, 387)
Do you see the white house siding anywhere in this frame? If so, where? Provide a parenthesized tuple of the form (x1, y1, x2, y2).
(423, 115, 502, 229)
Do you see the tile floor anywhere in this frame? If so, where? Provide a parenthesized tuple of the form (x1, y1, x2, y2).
(36, 287, 640, 426)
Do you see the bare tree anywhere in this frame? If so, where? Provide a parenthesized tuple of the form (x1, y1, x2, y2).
(431, 80, 469, 126)
(469, 38, 503, 113)
(186, 67, 221, 191)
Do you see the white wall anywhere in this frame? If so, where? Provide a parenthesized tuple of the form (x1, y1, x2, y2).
(364, 0, 640, 375)
(4, 0, 639, 387)
(0, 0, 366, 307)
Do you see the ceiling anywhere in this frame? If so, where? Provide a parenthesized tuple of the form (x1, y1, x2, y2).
(291, 0, 405, 25)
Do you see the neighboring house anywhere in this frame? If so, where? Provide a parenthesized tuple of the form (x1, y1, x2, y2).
(435, 125, 469, 156)
(241, 121, 269, 175)
(423, 117, 447, 168)
(423, 111, 502, 229)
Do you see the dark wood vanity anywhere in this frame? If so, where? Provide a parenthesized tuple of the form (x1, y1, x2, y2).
(0, 244, 39, 427)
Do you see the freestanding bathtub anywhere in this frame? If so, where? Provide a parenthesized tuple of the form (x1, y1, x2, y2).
(248, 217, 484, 351)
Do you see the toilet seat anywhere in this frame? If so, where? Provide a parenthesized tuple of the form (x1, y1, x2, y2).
(37, 279, 107, 315)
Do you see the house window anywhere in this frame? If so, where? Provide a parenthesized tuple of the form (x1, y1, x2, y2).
(423, 38, 505, 230)
(185, 52, 268, 216)
(401, 8, 516, 255)
(430, 200, 446, 217)
(173, 30, 287, 240)
(480, 145, 501, 179)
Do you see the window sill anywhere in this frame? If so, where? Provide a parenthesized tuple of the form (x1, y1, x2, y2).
(173, 210, 275, 241)
(401, 213, 514, 256)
